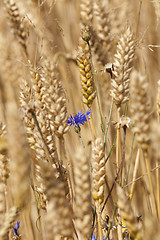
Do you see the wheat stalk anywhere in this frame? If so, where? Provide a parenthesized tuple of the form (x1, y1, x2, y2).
(157, 80, 160, 119)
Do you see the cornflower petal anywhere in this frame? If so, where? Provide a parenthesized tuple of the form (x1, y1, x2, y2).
(13, 221, 20, 236)
(67, 109, 91, 128)
(91, 234, 96, 240)
(91, 235, 108, 240)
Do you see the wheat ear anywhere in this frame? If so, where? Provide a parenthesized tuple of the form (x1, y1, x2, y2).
(143, 215, 160, 240)
(0, 124, 7, 228)
(117, 185, 143, 240)
(80, 0, 93, 29)
(41, 59, 69, 138)
(111, 26, 135, 171)
(0, 123, 9, 186)
(93, 1, 111, 65)
(77, 33, 96, 108)
(74, 147, 92, 239)
(4, 81, 31, 209)
(40, 161, 73, 239)
(92, 138, 105, 240)
(130, 70, 157, 216)
(3, 0, 28, 55)
(92, 138, 105, 203)
(0, 206, 18, 240)
(110, 26, 136, 111)
(0, 180, 6, 231)
(150, 121, 160, 219)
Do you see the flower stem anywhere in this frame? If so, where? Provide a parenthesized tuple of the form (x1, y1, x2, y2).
(89, 113, 98, 139)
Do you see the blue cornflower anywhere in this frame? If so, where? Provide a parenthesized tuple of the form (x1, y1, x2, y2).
(13, 221, 20, 236)
(91, 234, 96, 240)
(91, 234, 110, 240)
(67, 109, 91, 128)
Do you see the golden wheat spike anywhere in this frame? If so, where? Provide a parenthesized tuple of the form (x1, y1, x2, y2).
(92, 138, 105, 203)
(130, 71, 150, 151)
(74, 147, 92, 239)
(110, 27, 136, 111)
(77, 31, 96, 108)
(3, 0, 28, 55)
(117, 185, 143, 240)
(40, 161, 73, 239)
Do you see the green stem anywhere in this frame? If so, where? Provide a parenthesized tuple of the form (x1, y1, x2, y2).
(123, 100, 129, 115)
(104, 99, 113, 153)
(78, 134, 86, 153)
(78, 133, 92, 171)
(105, 135, 117, 164)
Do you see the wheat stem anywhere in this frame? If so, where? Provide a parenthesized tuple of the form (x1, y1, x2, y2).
(117, 212, 123, 240)
(105, 135, 117, 164)
(156, 160, 160, 219)
(90, 115, 98, 139)
(104, 99, 113, 153)
(144, 149, 157, 216)
(96, 201, 103, 240)
(116, 108, 121, 174)
(23, 207, 35, 240)
(124, 133, 135, 187)
(129, 148, 140, 202)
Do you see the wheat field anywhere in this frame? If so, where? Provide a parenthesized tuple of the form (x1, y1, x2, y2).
(0, 0, 160, 239)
